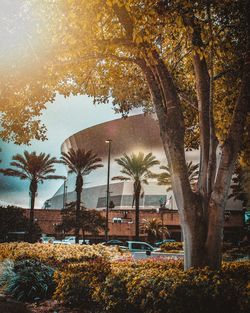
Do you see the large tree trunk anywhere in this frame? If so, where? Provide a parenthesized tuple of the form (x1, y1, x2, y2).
(114, 3, 249, 270)
(138, 45, 249, 269)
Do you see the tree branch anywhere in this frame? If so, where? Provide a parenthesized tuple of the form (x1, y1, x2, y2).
(213, 1, 250, 206)
(178, 90, 198, 110)
(184, 14, 211, 198)
(112, 4, 134, 40)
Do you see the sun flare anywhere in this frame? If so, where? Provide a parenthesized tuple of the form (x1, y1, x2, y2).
(0, 0, 51, 70)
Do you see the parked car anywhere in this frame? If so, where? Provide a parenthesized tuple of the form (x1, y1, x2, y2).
(61, 236, 89, 244)
(154, 239, 176, 247)
(103, 239, 125, 246)
(40, 236, 55, 243)
(125, 241, 156, 252)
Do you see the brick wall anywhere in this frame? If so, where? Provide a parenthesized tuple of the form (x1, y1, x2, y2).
(22, 208, 244, 239)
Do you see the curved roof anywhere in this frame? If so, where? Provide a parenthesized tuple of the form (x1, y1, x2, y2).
(47, 114, 241, 211)
(61, 114, 162, 158)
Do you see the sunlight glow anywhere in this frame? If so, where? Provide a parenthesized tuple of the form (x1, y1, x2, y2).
(0, 0, 50, 70)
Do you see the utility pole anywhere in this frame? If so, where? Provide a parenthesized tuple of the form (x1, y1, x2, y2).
(63, 178, 67, 209)
(105, 139, 112, 241)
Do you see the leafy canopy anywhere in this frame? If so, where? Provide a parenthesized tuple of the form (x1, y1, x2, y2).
(0, 0, 248, 154)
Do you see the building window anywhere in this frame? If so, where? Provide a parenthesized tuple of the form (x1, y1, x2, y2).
(113, 217, 122, 224)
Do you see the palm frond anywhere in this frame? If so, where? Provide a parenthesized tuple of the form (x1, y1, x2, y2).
(112, 176, 130, 181)
(41, 175, 66, 180)
(61, 148, 103, 175)
(0, 168, 28, 180)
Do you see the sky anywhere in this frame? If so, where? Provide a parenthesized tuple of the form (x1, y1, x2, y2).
(0, 95, 125, 208)
(0, 0, 143, 209)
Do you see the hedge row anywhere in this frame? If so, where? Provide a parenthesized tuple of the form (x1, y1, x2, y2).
(0, 242, 123, 267)
(0, 243, 249, 313)
(54, 259, 250, 313)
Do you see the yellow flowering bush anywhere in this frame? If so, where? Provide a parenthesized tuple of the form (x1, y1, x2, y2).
(0, 243, 249, 313)
(94, 260, 250, 313)
(53, 258, 111, 309)
(160, 242, 183, 252)
(0, 242, 122, 267)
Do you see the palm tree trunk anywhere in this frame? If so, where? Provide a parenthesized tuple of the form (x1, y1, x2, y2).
(75, 190, 81, 243)
(75, 174, 83, 244)
(29, 193, 35, 243)
(29, 179, 37, 243)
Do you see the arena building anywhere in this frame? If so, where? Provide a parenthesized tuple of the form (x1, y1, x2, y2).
(45, 114, 242, 212)
(44, 114, 201, 211)
(41, 114, 244, 241)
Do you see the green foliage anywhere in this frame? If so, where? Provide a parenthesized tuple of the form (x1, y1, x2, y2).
(94, 265, 136, 313)
(0, 259, 56, 302)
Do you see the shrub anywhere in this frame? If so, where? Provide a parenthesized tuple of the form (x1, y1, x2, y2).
(0, 259, 56, 302)
(160, 242, 183, 252)
(0, 242, 122, 268)
(222, 246, 250, 261)
(94, 262, 137, 313)
(94, 260, 250, 313)
(53, 258, 111, 309)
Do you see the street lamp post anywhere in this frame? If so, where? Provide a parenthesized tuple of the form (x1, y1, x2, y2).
(105, 139, 112, 241)
(63, 178, 67, 209)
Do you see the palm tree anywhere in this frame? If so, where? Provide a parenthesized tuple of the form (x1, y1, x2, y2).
(56, 202, 106, 240)
(112, 152, 159, 240)
(0, 151, 64, 242)
(141, 218, 170, 244)
(157, 161, 199, 191)
(60, 148, 103, 243)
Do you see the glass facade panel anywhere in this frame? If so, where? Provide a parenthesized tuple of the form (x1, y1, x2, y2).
(97, 195, 122, 208)
(144, 195, 166, 206)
